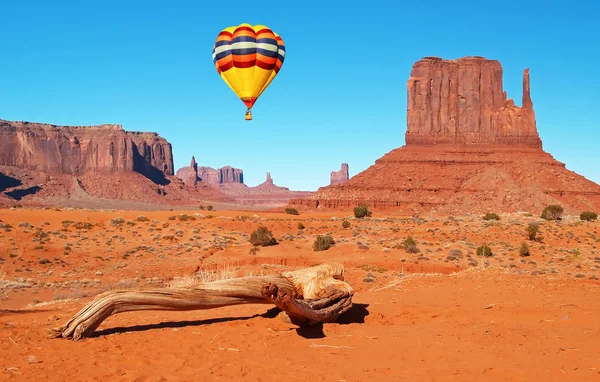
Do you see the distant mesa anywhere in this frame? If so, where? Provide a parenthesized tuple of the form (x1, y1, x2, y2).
(175, 157, 312, 207)
(176, 156, 243, 187)
(0, 120, 232, 208)
(0, 119, 174, 182)
(290, 56, 600, 215)
(330, 163, 349, 186)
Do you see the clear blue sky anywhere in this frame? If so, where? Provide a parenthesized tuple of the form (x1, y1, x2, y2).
(2, 0, 599, 190)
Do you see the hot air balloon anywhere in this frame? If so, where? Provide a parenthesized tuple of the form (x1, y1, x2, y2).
(212, 23, 286, 120)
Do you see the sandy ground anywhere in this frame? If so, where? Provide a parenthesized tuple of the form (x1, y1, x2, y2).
(1, 208, 599, 381)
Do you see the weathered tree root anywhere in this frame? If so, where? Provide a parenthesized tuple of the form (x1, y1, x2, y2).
(49, 262, 354, 340)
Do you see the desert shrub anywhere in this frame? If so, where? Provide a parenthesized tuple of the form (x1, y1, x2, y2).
(580, 211, 598, 221)
(342, 220, 351, 229)
(73, 222, 93, 230)
(297, 222, 305, 230)
(519, 242, 530, 257)
(527, 222, 540, 241)
(198, 205, 205, 210)
(250, 226, 278, 247)
(313, 235, 335, 251)
(402, 236, 419, 253)
(249, 247, 260, 256)
(285, 207, 299, 215)
(178, 214, 196, 222)
(109, 217, 125, 227)
(483, 212, 500, 221)
(207, 205, 214, 211)
(136, 216, 149, 222)
(354, 204, 372, 218)
(541, 205, 564, 220)
(476, 244, 493, 257)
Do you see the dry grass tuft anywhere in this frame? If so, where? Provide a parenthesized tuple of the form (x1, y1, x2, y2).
(169, 266, 238, 288)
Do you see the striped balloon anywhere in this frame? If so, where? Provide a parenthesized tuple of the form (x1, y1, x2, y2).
(212, 23, 286, 119)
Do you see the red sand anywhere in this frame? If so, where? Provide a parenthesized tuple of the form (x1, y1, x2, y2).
(1, 208, 599, 381)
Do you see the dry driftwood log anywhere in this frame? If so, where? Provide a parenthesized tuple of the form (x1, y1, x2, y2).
(49, 262, 354, 340)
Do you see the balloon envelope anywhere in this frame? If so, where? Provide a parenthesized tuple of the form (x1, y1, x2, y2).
(212, 23, 286, 115)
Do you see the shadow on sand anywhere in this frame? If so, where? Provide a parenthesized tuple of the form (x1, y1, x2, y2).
(89, 304, 370, 339)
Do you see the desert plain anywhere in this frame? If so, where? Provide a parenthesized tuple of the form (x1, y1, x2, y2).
(1, 207, 599, 381)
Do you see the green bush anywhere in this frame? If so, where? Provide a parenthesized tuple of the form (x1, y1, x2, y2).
(527, 222, 540, 241)
(250, 226, 278, 247)
(199, 205, 205, 210)
(354, 204, 372, 218)
(402, 236, 419, 253)
(541, 205, 564, 220)
(285, 207, 299, 215)
(483, 212, 500, 221)
(476, 244, 493, 257)
(313, 235, 335, 251)
(519, 242, 530, 257)
(341, 220, 351, 229)
(136, 216, 149, 222)
(580, 211, 598, 221)
(297, 222, 305, 230)
(206, 205, 214, 211)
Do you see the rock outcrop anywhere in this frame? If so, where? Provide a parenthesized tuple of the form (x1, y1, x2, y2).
(0, 120, 235, 209)
(330, 163, 349, 186)
(0, 120, 174, 182)
(289, 57, 600, 215)
(219, 172, 313, 207)
(176, 158, 243, 186)
(405, 57, 541, 147)
(175, 156, 199, 187)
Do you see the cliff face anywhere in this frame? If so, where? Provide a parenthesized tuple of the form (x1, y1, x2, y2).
(330, 163, 349, 185)
(289, 56, 600, 215)
(0, 120, 174, 181)
(405, 57, 541, 147)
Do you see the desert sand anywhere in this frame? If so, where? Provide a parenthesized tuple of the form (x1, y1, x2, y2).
(1, 207, 599, 381)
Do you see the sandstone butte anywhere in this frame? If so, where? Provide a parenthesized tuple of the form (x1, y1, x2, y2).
(0, 120, 233, 207)
(330, 163, 349, 186)
(175, 156, 244, 187)
(290, 56, 600, 215)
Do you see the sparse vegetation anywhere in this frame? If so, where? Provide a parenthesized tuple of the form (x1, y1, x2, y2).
(354, 204, 372, 218)
(541, 205, 564, 221)
(178, 214, 196, 222)
(580, 211, 598, 221)
(109, 217, 125, 227)
(527, 222, 540, 241)
(136, 216, 150, 222)
(519, 242, 530, 257)
(249, 226, 278, 247)
(297, 222, 305, 230)
(342, 220, 351, 229)
(483, 212, 500, 221)
(73, 221, 93, 230)
(477, 244, 493, 257)
(313, 235, 335, 251)
(206, 205, 214, 211)
(285, 207, 299, 215)
(402, 236, 420, 253)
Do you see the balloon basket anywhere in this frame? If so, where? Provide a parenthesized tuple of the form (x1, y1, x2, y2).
(244, 110, 252, 121)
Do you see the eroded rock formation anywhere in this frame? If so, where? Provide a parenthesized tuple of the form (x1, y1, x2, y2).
(405, 57, 541, 147)
(330, 163, 349, 186)
(0, 120, 173, 181)
(176, 159, 244, 186)
(289, 57, 600, 215)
